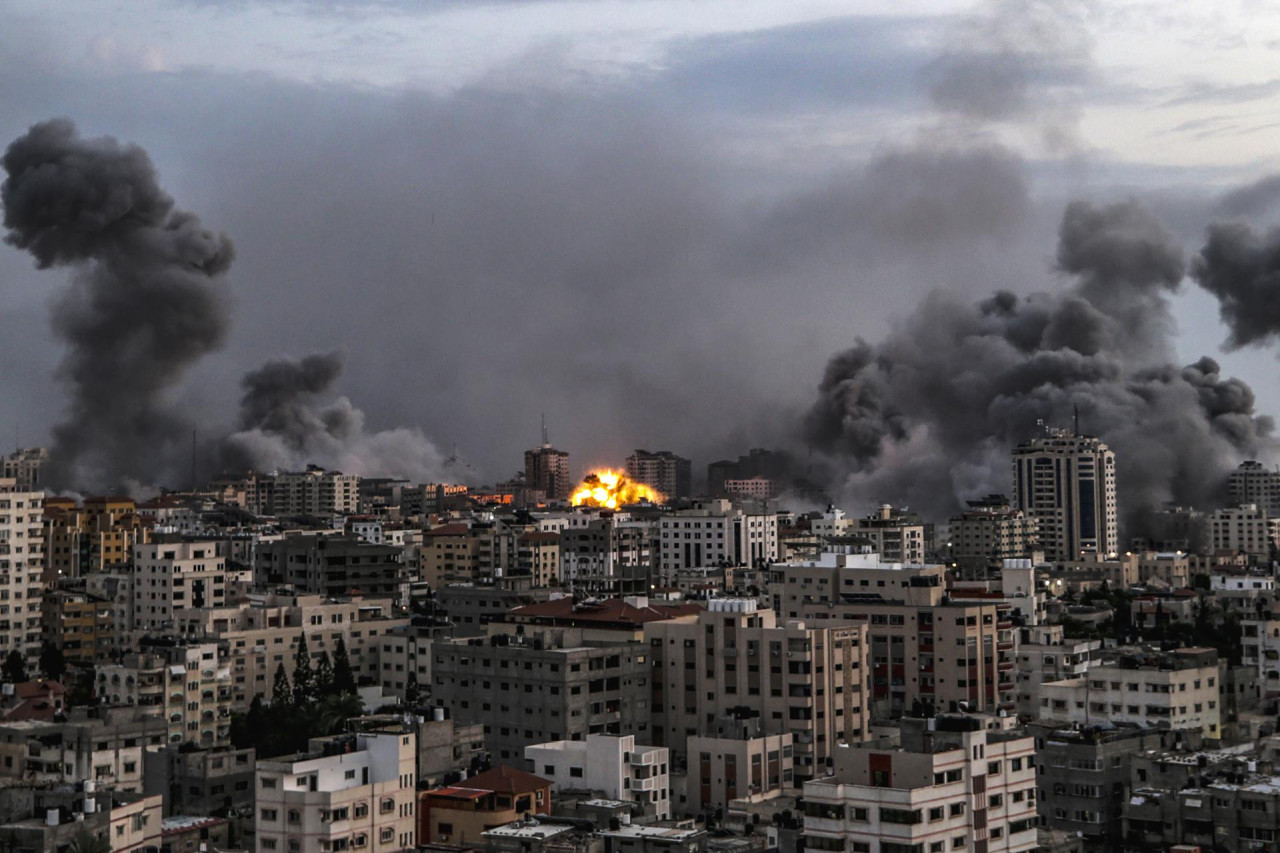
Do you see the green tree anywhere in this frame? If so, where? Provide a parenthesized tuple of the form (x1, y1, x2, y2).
(332, 637, 356, 695)
(293, 634, 314, 705)
(2, 650, 28, 684)
(39, 640, 66, 683)
(315, 650, 334, 697)
(404, 670, 421, 706)
(271, 663, 292, 708)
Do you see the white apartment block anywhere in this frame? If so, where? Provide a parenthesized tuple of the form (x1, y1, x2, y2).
(803, 716, 1037, 853)
(1014, 625, 1098, 718)
(525, 734, 671, 819)
(0, 478, 44, 665)
(1209, 504, 1278, 559)
(133, 541, 227, 631)
(272, 468, 360, 516)
(1038, 647, 1220, 738)
(658, 500, 778, 578)
(256, 727, 418, 853)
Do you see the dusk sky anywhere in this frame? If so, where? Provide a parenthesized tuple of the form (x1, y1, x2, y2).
(4, 0, 1280, 499)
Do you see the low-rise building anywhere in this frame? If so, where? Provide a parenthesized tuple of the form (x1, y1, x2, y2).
(525, 734, 670, 819)
(255, 725, 418, 853)
(801, 715, 1037, 853)
(419, 765, 551, 846)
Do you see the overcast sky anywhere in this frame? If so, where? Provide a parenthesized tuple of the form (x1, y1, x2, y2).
(4, 0, 1280, 492)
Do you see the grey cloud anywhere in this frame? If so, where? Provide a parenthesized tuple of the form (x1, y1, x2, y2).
(1191, 221, 1280, 349)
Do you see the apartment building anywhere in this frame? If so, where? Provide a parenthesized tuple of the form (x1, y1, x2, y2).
(42, 585, 116, 665)
(772, 549, 1017, 717)
(684, 713, 795, 815)
(1228, 460, 1280, 517)
(0, 706, 169, 792)
(142, 743, 256, 816)
(1028, 722, 1176, 849)
(255, 726, 418, 853)
(96, 641, 234, 748)
(1014, 625, 1098, 718)
(658, 500, 778, 578)
(419, 765, 551, 845)
(133, 541, 227, 631)
(560, 519, 653, 595)
(1012, 429, 1118, 560)
(526, 444, 572, 503)
(0, 478, 45, 666)
(645, 599, 869, 782)
(432, 630, 651, 763)
(1209, 504, 1278, 561)
(255, 533, 407, 600)
(44, 495, 150, 580)
(801, 715, 1037, 853)
(517, 531, 561, 587)
(269, 467, 361, 516)
(1242, 616, 1280, 699)
(1038, 646, 1221, 738)
(1, 448, 46, 492)
(947, 497, 1039, 575)
(625, 450, 692, 501)
(171, 593, 409, 707)
(525, 733, 670, 819)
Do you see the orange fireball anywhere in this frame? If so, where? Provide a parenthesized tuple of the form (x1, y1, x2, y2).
(570, 469, 663, 508)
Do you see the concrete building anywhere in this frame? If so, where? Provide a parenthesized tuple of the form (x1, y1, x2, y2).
(518, 531, 562, 587)
(1228, 460, 1280, 517)
(255, 533, 407, 600)
(255, 726, 418, 853)
(723, 477, 779, 502)
(1209, 504, 1278, 561)
(625, 451, 691, 501)
(801, 715, 1037, 853)
(432, 629, 651, 763)
(41, 585, 116, 665)
(560, 519, 653, 596)
(0, 706, 168, 792)
(1029, 722, 1176, 850)
(658, 501, 778, 578)
(1242, 617, 1280, 700)
(142, 744, 256, 816)
(645, 599, 869, 782)
(171, 593, 409, 708)
(0, 478, 44, 667)
(527, 445, 572, 504)
(1014, 625, 1098, 718)
(525, 734, 670, 819)
(1012, 429, 1118, 560)
(437, 580, 551, 638)
(684, 714, 795, 816)
(96, 640, 234, 748)
(947, 497, 1040, 575)
(598, 824, 706, 853)
(772, 548, 1018, 718)
(133, 541, 227, 631)
(1, 448, 47, 492)
(419, 765, 551, 845)
(352, 711, 486, 788)
(44, 495, 150, 580)
(852, 506, 930, 565)
(1038, 646, 1221, 739)
(268, 467, 360, 517)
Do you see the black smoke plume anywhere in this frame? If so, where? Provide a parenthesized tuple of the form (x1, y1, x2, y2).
(1191, 222, 1280, 350)
(221, 351, 450, 483)
(1, 118, 234, 490)
(804, 199, 1274, 531)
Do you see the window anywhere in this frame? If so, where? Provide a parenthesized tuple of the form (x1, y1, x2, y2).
(261, 809, 278, 821)
(569, 767, 584, 778)
(380, 798, 395, 814)
(288, 810, 301, 824)
(380, 829, 395, 843)
(260, 776, 277, 788)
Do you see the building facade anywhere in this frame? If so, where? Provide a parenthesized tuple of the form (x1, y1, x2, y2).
(1011, 429, 1118, 560)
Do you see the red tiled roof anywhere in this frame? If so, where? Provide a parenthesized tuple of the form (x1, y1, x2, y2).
(464, 765, 551, 794)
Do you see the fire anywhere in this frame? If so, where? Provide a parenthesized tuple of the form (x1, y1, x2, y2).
(570, 469, 663, 508)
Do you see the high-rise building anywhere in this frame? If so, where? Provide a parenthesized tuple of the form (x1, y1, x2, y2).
(1, 448, 47, 492)
(1011, 428, 1118, 560)
(948, 495, 1040, 574)
(525, 445, 571, 503)
(0, 478, 45, 666)
(625, 450, 691, 500)
(1228, 460, 1280, 517)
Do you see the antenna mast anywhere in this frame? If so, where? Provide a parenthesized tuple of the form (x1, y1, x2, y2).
(541, 413, 548, 447)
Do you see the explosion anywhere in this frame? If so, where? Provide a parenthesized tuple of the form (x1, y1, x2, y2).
(570, 469, 663, 508)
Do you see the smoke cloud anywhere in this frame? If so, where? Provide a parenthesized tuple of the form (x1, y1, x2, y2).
(1, 118, 234, 489)
(1191, 221, 1280, 350)
(222, 351, 451, 483)
(804, 199, 1275, 530)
